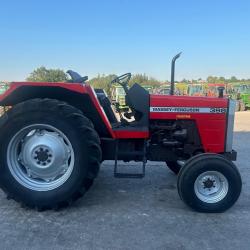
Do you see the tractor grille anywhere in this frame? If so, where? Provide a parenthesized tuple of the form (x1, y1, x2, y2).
(225, 99, 236, 152)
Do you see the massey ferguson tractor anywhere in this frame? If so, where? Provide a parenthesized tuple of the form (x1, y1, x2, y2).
(0, 54, 242, 212)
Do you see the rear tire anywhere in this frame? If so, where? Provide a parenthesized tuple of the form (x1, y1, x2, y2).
(0, 99, 101, 210)
(177, 154, 242, 213)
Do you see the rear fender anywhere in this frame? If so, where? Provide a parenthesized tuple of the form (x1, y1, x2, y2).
(0, 82, 114, 138)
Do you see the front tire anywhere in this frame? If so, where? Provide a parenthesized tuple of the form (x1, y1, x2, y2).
(177, 154, 242, 213)
(0, 99, 101, 210)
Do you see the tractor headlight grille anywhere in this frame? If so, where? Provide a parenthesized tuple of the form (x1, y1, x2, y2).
(225, 99, 236, 152)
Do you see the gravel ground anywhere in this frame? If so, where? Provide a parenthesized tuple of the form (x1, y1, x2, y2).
(0, 112, 249, 250)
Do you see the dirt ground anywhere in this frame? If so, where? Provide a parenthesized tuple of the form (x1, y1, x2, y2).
(0, 112, 249, 250)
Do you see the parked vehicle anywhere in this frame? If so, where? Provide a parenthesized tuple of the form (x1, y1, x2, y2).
(0, 55, 241, 213)
(110, 84, 128, 111)
(228, 83, 250, 111)
(187, 83, 204, 96)
(187, 83, 227, 97)
(156, 85, 171, 95)
(142, 85, 154, 94)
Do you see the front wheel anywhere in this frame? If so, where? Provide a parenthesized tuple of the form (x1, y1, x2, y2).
(177, 154, 242, 213)
(0, 99, 101, 210)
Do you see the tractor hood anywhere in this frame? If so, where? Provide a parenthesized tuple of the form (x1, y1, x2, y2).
(149, 94, 231, 153)
(150, 95, 228, 118)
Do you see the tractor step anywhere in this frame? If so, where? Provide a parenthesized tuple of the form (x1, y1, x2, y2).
(114, 140, 146, 179)
(114, 171, 145, 179)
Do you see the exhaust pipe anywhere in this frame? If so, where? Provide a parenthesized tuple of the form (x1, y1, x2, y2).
(170, 52, 182, 95)
(218, 86, 225, 98)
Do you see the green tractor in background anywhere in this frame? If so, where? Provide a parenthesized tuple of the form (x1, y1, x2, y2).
(186, 83, 204, 96)
(155, 83, 186, 96)
(110, 84, 128, 111)
(228, 83, 250, 111)
(111, 84, 155, 111)
(240, 85, 250, 110)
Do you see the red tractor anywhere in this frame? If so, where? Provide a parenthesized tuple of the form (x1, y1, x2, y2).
(0, 54, 241, 212)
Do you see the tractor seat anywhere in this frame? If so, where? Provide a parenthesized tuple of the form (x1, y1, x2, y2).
(95, 89, 118, 124)
(67, 70, 88, 83)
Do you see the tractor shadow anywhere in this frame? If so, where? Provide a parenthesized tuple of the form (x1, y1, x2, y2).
(74, 161, 183, 211)
(74, 131, 250, 212)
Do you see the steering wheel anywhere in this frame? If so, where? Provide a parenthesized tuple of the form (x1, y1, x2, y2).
(111, 73, 131, 93)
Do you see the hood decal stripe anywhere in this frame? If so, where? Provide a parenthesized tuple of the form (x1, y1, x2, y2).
(150, 107, 227, 113)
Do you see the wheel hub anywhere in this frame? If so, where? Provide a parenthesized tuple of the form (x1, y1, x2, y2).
(34, 147, 51, 163)
(203, 177, 215, 189)
(17, 128, 72, 183)
(194, 171, 229, 203)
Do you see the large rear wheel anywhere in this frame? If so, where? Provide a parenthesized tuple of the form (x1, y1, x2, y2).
(0, 99, 101, 210)
(177, 154, 242, 213)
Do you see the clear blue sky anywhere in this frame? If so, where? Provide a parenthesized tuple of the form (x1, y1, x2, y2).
(0, 0, 249, 81)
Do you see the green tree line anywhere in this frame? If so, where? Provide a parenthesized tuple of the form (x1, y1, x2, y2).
(26, 67, 163, 94)
(25, 67, 250, 88)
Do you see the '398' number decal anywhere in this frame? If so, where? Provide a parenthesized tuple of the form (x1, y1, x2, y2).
(210, 108, 227, 113)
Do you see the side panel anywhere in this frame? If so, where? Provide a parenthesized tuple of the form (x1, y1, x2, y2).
(150, 95, 228, 153)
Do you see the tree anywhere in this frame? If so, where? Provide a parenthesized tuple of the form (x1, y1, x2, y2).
(129, 74, 161, 87)
(207, 76, 217, 83)
(181, 78, 189, 83)
(26, 67, 68, 82)
(230, 76, 238, 82)
(88, 74, 117, 95)
(218, 77, 226, 83)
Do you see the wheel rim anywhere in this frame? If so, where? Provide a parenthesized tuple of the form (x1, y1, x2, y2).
(194, 171, 229, 203)
(7, 124, 75, 191)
